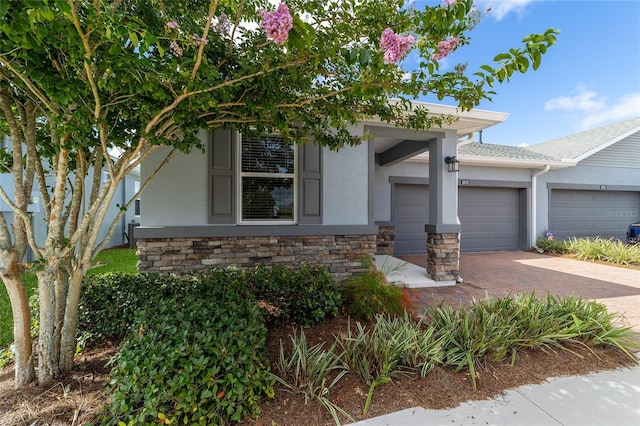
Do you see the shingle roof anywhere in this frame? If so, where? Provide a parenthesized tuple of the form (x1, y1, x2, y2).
(526, 116, 640, 160)
(459, 142, 558, 162)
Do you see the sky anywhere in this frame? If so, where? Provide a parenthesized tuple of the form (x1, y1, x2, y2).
(408, 0, 640, 147)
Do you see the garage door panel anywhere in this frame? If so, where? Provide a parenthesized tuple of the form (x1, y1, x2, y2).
(393, 184, 522, 254)
(459, 187, 521, 252)
(395, 222, 425, 234)
(549, 190, 640, 240)
(393, 185, 429, 255)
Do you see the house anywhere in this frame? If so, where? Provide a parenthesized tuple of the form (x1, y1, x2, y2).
(377, 115, 639, 256)
(135, 104, 640, 283)
(527, 117, 640, 241)
(0, 135, 141, 259)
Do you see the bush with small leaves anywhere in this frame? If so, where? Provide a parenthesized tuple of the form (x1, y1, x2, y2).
(247, 264, 342, 327)
(101, 289, 273, 425)
(78, 269, 250, 343)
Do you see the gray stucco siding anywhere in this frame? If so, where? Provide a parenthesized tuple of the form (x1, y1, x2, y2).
(141, 129, 371, 228)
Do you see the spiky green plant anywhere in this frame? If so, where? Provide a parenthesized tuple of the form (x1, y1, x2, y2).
(338, 312, 444, 415)
(273, 329, 351, 425)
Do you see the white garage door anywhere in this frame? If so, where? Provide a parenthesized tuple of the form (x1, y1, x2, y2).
(459, 187, 521, 252)
(393, 184, 429, 255)
(549, 190, 640, 241)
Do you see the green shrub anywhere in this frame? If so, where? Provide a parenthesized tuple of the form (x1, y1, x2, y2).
(78, 269, 250, 343)
(101, 290, 274, 425)
(340, 270, 411, 321)
(426, 293, 640, 388)
(566, 237, 640, 266)
(536, 236, 640, 266)
(535, 237, 568, 253)
(247, 264, 342, 327)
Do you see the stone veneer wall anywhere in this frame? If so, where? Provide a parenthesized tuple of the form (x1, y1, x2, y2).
(137, 234, 377, 281)
(426, 232, 460, 281)
(375, 225, 395, 255)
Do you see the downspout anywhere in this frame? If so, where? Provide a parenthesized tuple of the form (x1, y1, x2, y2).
(531, 165, 550, 252)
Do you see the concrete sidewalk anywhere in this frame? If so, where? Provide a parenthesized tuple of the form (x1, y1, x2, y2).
(348, 361, 640, 426)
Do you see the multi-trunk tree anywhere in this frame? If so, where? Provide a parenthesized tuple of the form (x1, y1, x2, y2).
(0, 0, 558, 388)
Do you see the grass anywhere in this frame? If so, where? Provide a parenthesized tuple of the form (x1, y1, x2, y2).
(0, 248, 137, 348)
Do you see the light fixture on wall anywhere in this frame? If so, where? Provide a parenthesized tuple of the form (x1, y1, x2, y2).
(444, 156, 459, 173)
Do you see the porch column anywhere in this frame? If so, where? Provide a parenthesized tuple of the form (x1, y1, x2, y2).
(425, 132, 461, 283)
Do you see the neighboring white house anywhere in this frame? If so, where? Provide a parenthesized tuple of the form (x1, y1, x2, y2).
(0, 136, 141, 260)
(135, 104, 640, 282)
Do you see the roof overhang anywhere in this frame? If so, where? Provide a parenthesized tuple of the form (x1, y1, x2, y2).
(366, 100, 509, 156)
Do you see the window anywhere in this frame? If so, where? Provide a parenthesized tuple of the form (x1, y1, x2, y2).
(239, 135, 296, 223)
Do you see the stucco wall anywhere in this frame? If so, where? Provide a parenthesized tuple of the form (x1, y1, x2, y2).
(141, 129, 371, 227)
(141, 131, 210, 226)
(374, 160, 535, 223)
(322, 139, 370, 225)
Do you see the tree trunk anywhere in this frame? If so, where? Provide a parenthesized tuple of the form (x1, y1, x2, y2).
(59, 268, 86, 371)
(36, 264, 63, 387)
(2, 255, 35, 388)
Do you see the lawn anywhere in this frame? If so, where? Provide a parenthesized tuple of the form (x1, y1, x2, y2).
(0, 248, 137, 348)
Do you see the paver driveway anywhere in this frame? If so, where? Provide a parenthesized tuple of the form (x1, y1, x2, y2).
(399, 251, 640, 333)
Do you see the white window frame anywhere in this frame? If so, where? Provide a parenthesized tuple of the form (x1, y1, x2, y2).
(236, 132, 298, 225)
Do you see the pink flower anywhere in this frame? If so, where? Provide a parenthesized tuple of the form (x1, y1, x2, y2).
(432, 36, 460, 61)
(443, 0, 457, 5)
(260, 3, 293, 45)
(191, 33, 208, 46)
(166, 21, 178, 30)
(380, 28, 415, 64)
(169, 41, 183, 57)
(214, 12, 231, 35)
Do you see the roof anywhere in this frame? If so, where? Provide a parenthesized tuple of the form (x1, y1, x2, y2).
(459, 143, 557, 162)
(527, 116, 640, 161)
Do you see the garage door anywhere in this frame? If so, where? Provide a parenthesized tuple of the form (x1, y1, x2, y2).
(549, 190, 640, 241)
(393, 184, 522, 254)
(459, 187, 521, 252)
(393, 184, 429, 255)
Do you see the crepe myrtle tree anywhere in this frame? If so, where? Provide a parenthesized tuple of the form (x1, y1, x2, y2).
(0, 0, 558, 388)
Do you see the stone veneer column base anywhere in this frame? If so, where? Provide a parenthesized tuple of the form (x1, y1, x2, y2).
(426, 233, 460, 282)
(375, 225, 395, 255)
(136, 234, 377, 281)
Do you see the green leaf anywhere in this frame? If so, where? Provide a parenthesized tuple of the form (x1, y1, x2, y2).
(359, 49, 372, 66)
(129, 31, 139, 47)
(493, 53, 512, 62)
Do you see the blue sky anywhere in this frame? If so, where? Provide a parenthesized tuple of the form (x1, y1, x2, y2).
(409, 0, 640, 146)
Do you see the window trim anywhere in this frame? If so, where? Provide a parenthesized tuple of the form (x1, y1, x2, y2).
(236, 132, 298, 225)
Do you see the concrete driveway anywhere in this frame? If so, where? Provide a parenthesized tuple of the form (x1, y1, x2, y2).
(399, 251, 640, 333)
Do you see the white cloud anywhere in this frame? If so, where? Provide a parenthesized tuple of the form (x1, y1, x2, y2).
(544, 88, 605, 112)
(545, 86, 640, 130)
(580, 92, 640, 129)
(476, 0, 535, 21)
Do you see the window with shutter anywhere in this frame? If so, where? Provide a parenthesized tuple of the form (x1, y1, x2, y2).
(239, 135, 297, 223)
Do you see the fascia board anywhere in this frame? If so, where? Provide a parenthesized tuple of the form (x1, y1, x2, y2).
(406, 154, 574, 169)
